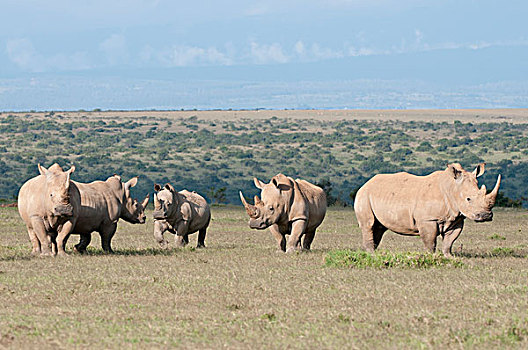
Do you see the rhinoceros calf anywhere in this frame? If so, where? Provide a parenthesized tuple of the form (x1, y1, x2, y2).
(18, 163, 79, 256)
(240, 174, 327, 253)
(152, 184, 211, 248)
(71, 175, 149, 253)
(354, 163, 501, 257)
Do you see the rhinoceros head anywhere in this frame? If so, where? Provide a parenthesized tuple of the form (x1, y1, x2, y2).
(119, 176, 149, 224)
(446, 163, 501, 222)
(38, 163, 76, 217)
(240, 174, 292, 230)
(152, 183, 177, 220)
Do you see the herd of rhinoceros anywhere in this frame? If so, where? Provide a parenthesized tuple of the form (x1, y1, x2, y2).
(17, 161, 501, 257)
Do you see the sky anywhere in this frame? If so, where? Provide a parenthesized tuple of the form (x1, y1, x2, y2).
(0, 0, 527, 110)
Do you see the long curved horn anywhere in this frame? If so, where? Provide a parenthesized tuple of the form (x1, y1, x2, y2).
(239, 191, 257, 217)
(486, 174, 501, 207)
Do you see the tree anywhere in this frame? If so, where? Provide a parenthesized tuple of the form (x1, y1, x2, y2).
(208, 186, 227, 205)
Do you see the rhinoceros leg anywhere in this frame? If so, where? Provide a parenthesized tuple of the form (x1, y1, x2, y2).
(441, 221, 464, 258)
(197, 228, 206, 248)
(26, 226, 41, 255)
(360, 222, 385, 253)
(372, 222, 387, 250)
(418, 222, 438, 253)
(100, 223, 117, 253)
(286, 220, 307, 253)
(56, 220, 74, 256)
(174, 221, 189, 248)
(30, 217, 53, 256)
(302, 229, 317, 251)
(74, 234, 92, 253)
(174, 235, 188, 248)
(269, 225, 286, 251)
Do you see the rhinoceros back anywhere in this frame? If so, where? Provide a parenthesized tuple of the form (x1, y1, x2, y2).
(71, 178, 124, 233)
(354, 171, 446, 234)
(178, 190, 211, 233)
(18, 175, 47, 222)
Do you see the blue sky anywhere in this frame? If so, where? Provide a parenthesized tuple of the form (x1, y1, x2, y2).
(1, 0, 527, 110)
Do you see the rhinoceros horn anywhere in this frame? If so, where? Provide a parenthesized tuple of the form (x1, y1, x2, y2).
(486, 174, 501, 207)
(239, 191, 257, 217)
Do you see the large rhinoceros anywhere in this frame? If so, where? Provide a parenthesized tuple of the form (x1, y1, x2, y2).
(152, 183, 211, 248)
(72, 175, 149, 253)
(240, 174, 327, 253)
(18, 163, 80, 256)
(354, 163, 501, 257)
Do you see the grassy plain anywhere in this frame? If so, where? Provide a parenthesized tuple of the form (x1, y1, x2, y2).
(1, 206, 528, 349)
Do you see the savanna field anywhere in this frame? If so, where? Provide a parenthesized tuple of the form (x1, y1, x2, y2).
(1, 109, 528, 348)
(1, 207, 528, 348)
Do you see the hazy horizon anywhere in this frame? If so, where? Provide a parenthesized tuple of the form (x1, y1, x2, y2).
(1, 0, 527, 111)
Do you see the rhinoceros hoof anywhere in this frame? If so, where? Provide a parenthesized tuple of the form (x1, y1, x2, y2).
(73, 246, 86, 254)
(286, 247, 301, 254)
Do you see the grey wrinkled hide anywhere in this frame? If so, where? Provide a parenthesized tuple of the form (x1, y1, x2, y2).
(240, 173, 327, 253)
(354, 163, 501, 257)
(153, 184, 210, 248)
(18, 163, 79, 256)
(71, 175, 149, 253)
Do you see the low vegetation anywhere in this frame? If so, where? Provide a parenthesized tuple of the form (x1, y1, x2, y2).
(0, 109, 526, 206)
(324, 249, 464, 268)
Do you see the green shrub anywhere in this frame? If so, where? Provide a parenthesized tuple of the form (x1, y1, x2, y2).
(324, 249, 463, 269)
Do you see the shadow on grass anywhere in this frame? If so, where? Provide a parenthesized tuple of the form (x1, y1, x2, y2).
(0, 246, 32, 261)
(81, 246, 206, 256)
(456, 247, 527, 259)
(0, 254, 32, 262)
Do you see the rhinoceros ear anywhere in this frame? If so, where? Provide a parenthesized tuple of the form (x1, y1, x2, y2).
(272, 174, 292, 191)
(154, 183, 162, 192)
(164, 183, 175, 192)
(472, 163, 486, 178)
(124, 177, 138, 191)
(253, 178, 265, 189)
(141, 194, 149, 209)
(38, 163, 48, 176)
(447, 164, 463, 182)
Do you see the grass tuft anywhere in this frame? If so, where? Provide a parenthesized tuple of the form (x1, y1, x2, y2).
(489, 234, 506, 240)
(324, 249, 464, 269)
(488, 247, 518, 257)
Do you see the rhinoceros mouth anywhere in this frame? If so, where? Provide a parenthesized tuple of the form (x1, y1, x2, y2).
(473, 212, 493, 222)
(54, 204, 74, 217)
(152, 210, 167, 220)
(249, 220, 270, 230)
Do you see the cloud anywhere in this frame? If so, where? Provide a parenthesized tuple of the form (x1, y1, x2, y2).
(6, 38, 91, 72)
(99, 34, 128, 65)
(140, 44, 233, 67)
(6, 38, 42, 72)
(250, 42, 289, 64)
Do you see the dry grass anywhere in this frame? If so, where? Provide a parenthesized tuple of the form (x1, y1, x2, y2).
(1, 206, 528, 349)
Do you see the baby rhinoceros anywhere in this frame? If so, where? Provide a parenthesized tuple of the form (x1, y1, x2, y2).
(240, 174, 327, 253)
(152, 183, 211, 248)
